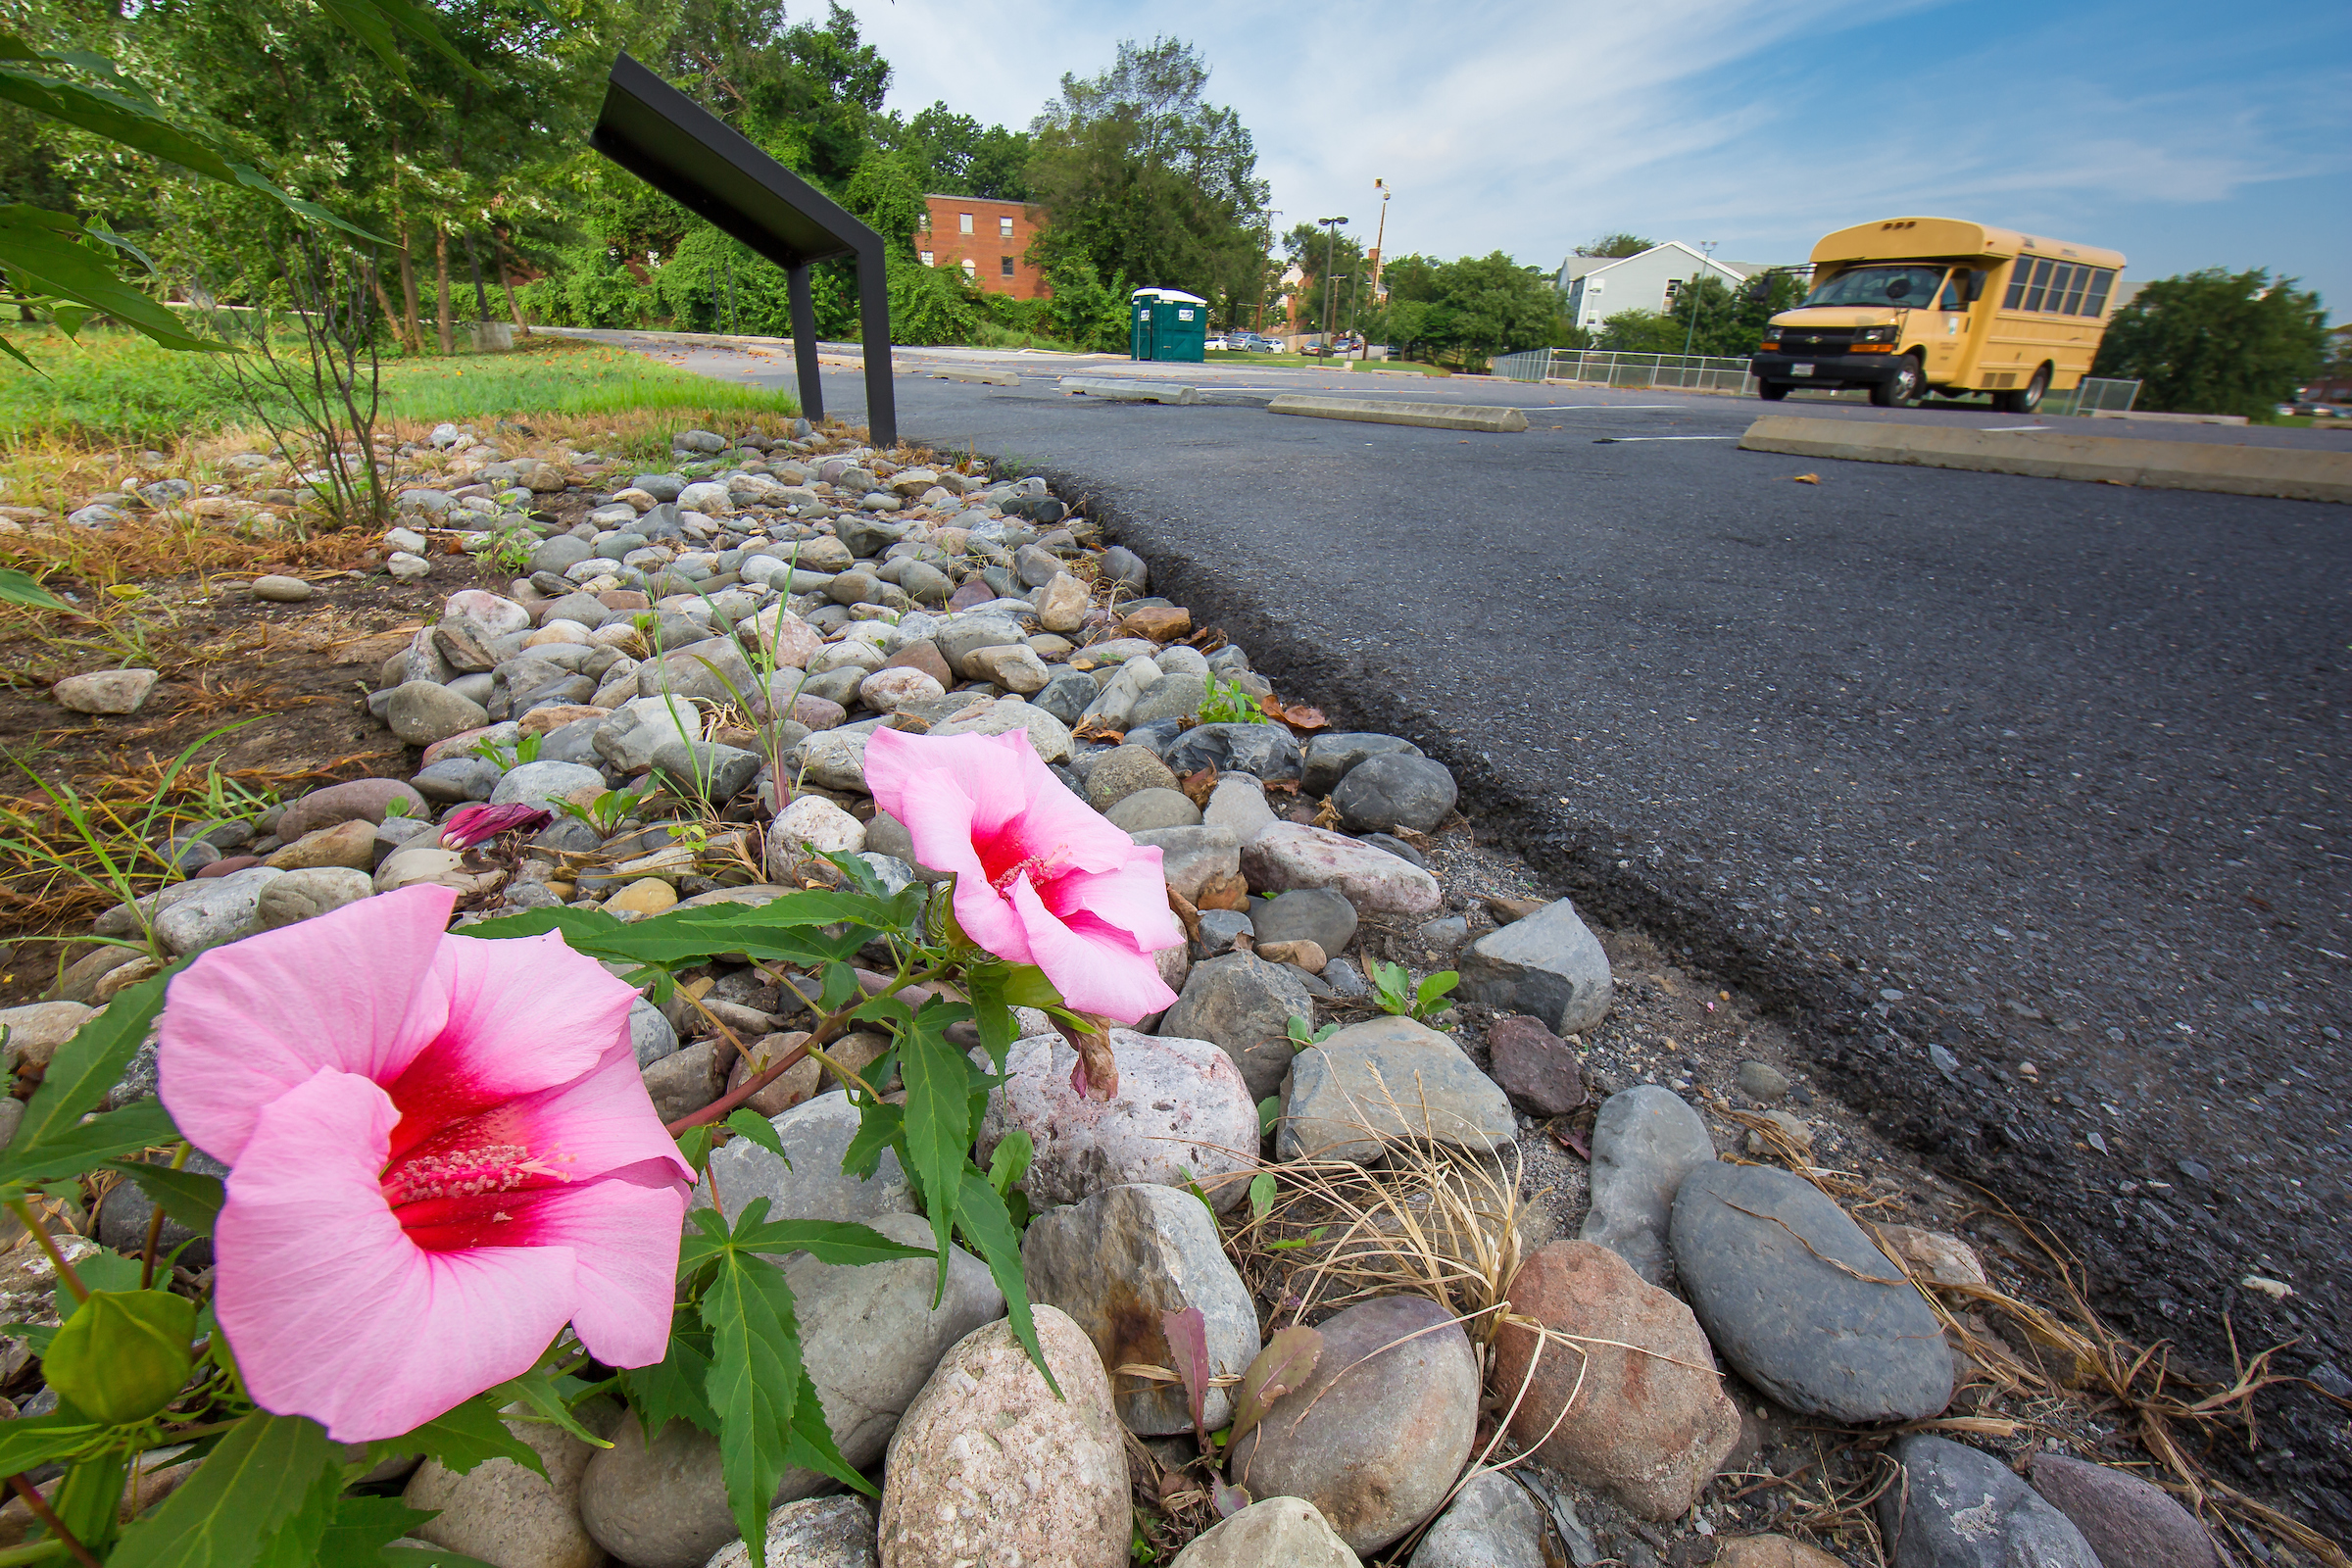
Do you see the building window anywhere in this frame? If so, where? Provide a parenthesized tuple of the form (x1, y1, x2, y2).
(1001, 256, 1015, 279)
(960, 258, 977, 278)
(958, 213, 974, 234)
(999, 216, 1014, 238)
(918, 211, 931, 233)
(919, 250, 934, 267)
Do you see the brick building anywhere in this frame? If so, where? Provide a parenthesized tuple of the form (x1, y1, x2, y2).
(918, 195, 1049, 301)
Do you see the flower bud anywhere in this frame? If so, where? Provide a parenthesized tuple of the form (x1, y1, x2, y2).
(42, 1290, 198, 1428)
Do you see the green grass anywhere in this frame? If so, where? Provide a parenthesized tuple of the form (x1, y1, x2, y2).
(0, 329, 796, 449)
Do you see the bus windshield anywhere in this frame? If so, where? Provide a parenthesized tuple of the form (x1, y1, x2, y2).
(1802, 265, 1949, 309)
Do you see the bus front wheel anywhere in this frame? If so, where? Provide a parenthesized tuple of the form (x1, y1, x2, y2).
(1758, 382, 1789, 402)
(1870, 356, 1924, 408)
(1995, 364, 2050, 415)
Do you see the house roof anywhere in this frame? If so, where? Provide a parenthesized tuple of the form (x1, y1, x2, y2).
(1558, 241, 1761, 283)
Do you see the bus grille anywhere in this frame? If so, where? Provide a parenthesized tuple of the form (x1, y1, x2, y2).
(1777, 327, 1853, 350)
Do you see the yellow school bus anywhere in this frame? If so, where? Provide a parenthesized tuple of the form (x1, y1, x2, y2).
(1749, 218, 2126, 413)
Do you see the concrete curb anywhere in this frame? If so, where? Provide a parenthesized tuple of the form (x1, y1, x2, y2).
(1058, 377, 1200, 405)
(1267, 395, 1529, 433)
(935, 368, 1020, 386)
(1738, 416, 2352, 504)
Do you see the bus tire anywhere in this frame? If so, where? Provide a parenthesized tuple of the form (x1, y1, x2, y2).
(1995, 363, 2050, 414)
(1870, 355, 1924, 407)
(1757, 381, 1789, 402)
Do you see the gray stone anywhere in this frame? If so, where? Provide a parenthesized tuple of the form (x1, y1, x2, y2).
(1085, 745, 1177, 810)
(490, 760, 605, 811)
(1157, 953, 1313, 1102)
(1078, 655, 1160, 727)
(1022, 1184, 1258, 1434)
(252, 574, 314, 603)
(1127, 672, 1208, 726)
(1227, 1295, 1479, 1555)
(2027, 1452, 2221, 1568)
(1252, 888, 1358, 956)
(1241, 823, 1444, 918)
(1673, 1163, 1954, 1423)
(153, 866, 284, 956)
(1102, 545, 1149, 591)
(1456, 898, 1613, 1034)
(255, 866, 374, 929)
(1360, 832, 1427, 868)
(1332, 753, 1456, 835)
(934, 615, 1024, 678)
(640, 1041, 722, 1121)
(1277, 1015, 1516, 1166)
(1033, 667, 1100, 725)
(52, 668, 159, 715)
(925, 697, 1074, 764)
(792, 728, 871, 792)
(1322, 956, 1369, 998)
(404, 1403, 616, 1568)
(1126, 824, 1240, 903)
(1302, 733, 1424, 797)
(1105, 787, 1200, 832)
(629, 997, 679, 1068)
(1737, 1060, 1791, 1104)
(1171, 1498, 1360, 1568)
(1879, 1436, 2100, 1568)
(1162, 722, 1301, 780)
(639, 635, 755, 704)
(1578, 1086, 1717, 1285)
(580, 1211, 999, 1568)
(652, 739, 760, 803)
(536, 592, 613, 630)
(1201, 775, 1278, 843)
(977, 1030, 1259, 1213)
(702, 1497, 877, 1568)
(1196, 907, 1253, 956)
(692, 1092, 914, 1224)
(1409, 1471, 1547, 1568)
(861, 811, 949, 883)
(596, 694, 703, 772)
(386, 681, 489, 747)
(529, 534, 592, 576)
(632, 472, 686, 501)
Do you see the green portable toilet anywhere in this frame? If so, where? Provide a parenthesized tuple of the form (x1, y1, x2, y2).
(1131, 287, 1209, 363)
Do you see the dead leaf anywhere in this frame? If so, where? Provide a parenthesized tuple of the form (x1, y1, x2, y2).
(1228, 1326, 1322, 1446)
(1179, 766, 1218, 808)
(1071, 717, 1126, 744)
(1311, 797, 1343, 830)
(1548, 1117, 1592, 1159)
(1792, 472, 1821, 484)
(1194, 872, 1250, 911)
(1278, 703, 1330, 731)
(1166, 887, 1202, 942)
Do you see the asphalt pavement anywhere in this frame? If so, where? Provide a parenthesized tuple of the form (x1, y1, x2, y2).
(580, 333, 2352, 1521)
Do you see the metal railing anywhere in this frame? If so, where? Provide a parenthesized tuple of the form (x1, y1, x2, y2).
(2037, 377, 2140, 416)
(1491, 348, 1757, 392)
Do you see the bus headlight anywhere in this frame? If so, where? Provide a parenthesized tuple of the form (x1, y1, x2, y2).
(1851, 325, 1897, 344)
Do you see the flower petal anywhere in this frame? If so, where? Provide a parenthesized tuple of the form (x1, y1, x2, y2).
(499, 1160, 689, 1369)
(380, 928, 643, 1159)
(1042, 857, 1188, 953)
(395, 1041, 695, 1198)
(863, 726, 1031, 849)
(1007, 874, 1178, 1023)
(213, 1068, 576, 1443)
(159, 885, 459, 1165)
(984, 743, 1140, 877)
(873, 749, 1033, 963)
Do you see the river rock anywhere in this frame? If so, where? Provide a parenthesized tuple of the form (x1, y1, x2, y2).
(1578, 1086, 1716, 1284)
(928, 697, 1073, 763)
(1673, 1163, 1953, 1423)
(1085, 745, 1177, 810)
(1301, 733, 1423, 797)
(264, 818, 378, 871)
(0, 1002, 94, 1072)
(629, 997, 679, 1067)
(1276, 1016, 1514, 1166)
(2027, 1452, 2221, 1568)
(1021, 1184, 1258, 1434)
(703, 1497, 877, 1568)
(255, 866, 375, 929)
(1201, 774, 1278, 843)
(1251, 887, 1357, 957)
(1156, 953, 1312, 1102)
(875, 1307, 1128, 1568)
(1331, 753, 1455, 834)
(1241, 823, 1442, 917)
(692, 1092, 915, 1224)
(1714, 1541, 1846, 1568)
(1126, 824, 1239, 903)
(53, 669, 158, 714)
(1456, 898, 1612, 1033)
(977, 1030, 1257, 1214)
(277, 777, 429, 841)
(1485, 1014, 1586, 1116)
(1491, 1241, 1739, 1519)
(580, 1212, 1000, 1568)
(640, 1040, 722, 1121)
(1161, 721, 1300, 780)
(1227, 1295, 1478, 1555)
(404, 1402, 617, 1568)
(1879, 1436, 2100, 1568)
(1408, 1471, 1547, 1568)
(154, 866, 283, 956)
(252, 574, 314, 603)
(1172, 1497, 1360, 1567)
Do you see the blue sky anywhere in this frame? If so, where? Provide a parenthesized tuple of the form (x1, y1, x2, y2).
(850, 0, 2352, 319)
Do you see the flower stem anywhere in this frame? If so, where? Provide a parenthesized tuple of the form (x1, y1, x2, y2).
(3, 1199, 87, 1306)
(139, 1143, 192, 1290)
(2, 1477, 102, 1568)
(665, 964, 945, 1134)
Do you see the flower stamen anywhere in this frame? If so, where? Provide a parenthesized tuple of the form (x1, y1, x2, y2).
(381, 1144, 570, 1206)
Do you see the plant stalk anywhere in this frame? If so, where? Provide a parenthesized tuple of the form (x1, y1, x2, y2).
(5, 1199, 88, 1305)
(138, 1142, 192, 1289)
(1, 1478, 101, 1568)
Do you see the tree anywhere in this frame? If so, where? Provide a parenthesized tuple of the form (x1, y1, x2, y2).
(890, 103, 1033, 201)
(2093, 269, 2329, 419)
(1282, 220, 1366, 337)
(1366, 250, 1558, 368)
(1606, 272, 1805, 358)
(1024, 37, 1268, 324)
(1576, 232, 1655, 259)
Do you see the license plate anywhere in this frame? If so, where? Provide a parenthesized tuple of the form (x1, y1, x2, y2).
(1789, 364, 1815, 376)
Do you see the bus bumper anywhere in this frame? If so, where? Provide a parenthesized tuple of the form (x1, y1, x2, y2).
(1750, 352, 1904, 390)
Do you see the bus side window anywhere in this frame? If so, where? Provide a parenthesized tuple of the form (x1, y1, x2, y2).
(1937, 272, 1965, 311)
(2082, 269, 2115, 317)
(2002, 265, 2028, 310)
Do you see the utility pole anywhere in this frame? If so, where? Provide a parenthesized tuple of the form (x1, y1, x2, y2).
(1258, 207, 1282, 333)
(1318, 216, 1348, 345)
(1369, 178, 1391, 299)
(1679, 240, 1718, 359)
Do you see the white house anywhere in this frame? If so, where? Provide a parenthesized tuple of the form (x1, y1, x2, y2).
(1556, 242, 1774, 331)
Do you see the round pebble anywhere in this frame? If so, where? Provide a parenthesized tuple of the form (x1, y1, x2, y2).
(252, 575, 315, 603)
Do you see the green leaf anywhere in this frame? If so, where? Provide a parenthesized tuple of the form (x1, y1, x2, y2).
(1415, 970, 1459, 1011)
(0, 206, 228, 354)
(0, 61, 241, 181)
(0, 567, 67, 610)
(317, 1495, 494, 1568)
(725, 1215, 936, 1267)
(65, 1249, 149, 1300)
(252, 1457, 342, 1568)
(1225, 1325, 1322, 1446)
(107, 1161, 223, 1234)
(778, 1353, 868, 1496)
(955, 1168, 1058, 1397)
(462, 902, 876, 967)
(374, 1396, 546, 1480)
(0, 1098, 178, 1189)
(485, 1367, 609, 1449)
(898, 1006, 976, 1301)
(108, 1411, 340, 1568)
(817, 961, 861, 1013)
(838, 1098, 901, 1181)
(43, 1288, 196, 1426)
(0, 1411, 102, 1475)
(0, 963, 175, 1179)
(964, 963, 1013, 1068)
(1257, 1096, 1281, 1135)
(988, 1129, 1033, 1199)
(1249, 1170, 1275, 1224)
(999, 964, 1064, 1011)
(620, 1319, 716, 1440)
(673, 1124, 715, 1177)
(700, 1222, 809, 1561)
(722, 1107, 787, 1164)
(310, 0, 490, 87)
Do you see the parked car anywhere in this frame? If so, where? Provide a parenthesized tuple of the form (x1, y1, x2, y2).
(1203, 334, 1232, 352)
(1224, 332, 1280, 354)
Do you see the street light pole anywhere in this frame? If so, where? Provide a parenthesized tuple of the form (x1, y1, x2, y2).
(1318, 216, 1348, 345)
(1680, 240, 1718, 359)
(1369, 178, 1391, 299)
(1258, 207, 1282, 333)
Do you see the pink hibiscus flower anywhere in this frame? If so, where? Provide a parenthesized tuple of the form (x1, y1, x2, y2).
(862, 727, 1184, 1023)
(157, 884, 692, 1443)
